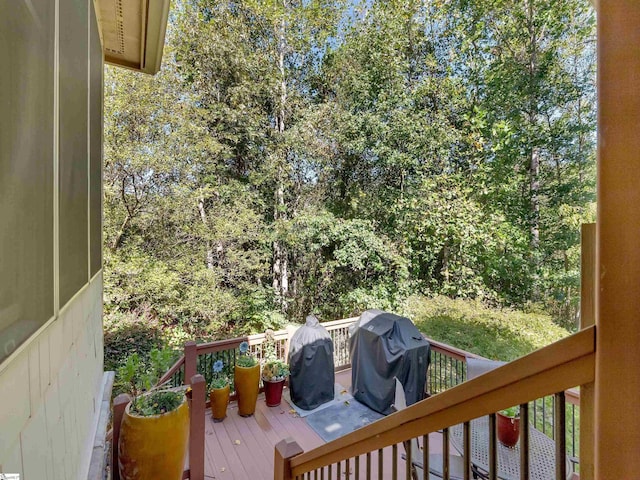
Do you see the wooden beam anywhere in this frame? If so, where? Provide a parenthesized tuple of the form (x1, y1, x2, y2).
(596, 1, 640, 478)
(111, 393, 131, 480)
(581, 224, 596, 328)
(184, 340, 197, 386)
(580, 223, 595, 480)
(274, 438, 304, 480)
(189, 374, 206, 480)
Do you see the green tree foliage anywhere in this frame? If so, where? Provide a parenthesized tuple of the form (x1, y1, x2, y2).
(103, 0, 596, 341)
(448, 0, 596, 317)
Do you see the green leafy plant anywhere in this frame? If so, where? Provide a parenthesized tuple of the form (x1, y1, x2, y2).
(261, 359, 289, 382)
(500, 406, 520, 418)
(209, 359, 229, 390)
(260, 329, 289, 381)
(130, 391, 184, 417)
(117, 348, 184, 416)
(236, 341, 257, 367)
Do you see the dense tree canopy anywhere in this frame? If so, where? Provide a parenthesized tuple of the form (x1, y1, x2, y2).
(104, 0, 596, 339)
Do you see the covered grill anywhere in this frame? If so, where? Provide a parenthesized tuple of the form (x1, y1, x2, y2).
(349, 310, 430, 414)
(288, 315, 335, 410)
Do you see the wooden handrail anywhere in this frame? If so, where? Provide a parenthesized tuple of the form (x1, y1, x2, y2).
(157, 318, 358, 387)
(425, 334, 581, 405)
(247, 331, 288, 342)
(194, 336, 247, 355)
(288, 326, 595, 477)
(157, 317, 583, 404)
(157, 355, 185, 385)
(426, 336, 485, 362)
(318, 316, 359, 329)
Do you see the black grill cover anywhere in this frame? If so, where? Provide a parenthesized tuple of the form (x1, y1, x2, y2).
(350, 310, 430, 414)
(288, 315, 335, 410)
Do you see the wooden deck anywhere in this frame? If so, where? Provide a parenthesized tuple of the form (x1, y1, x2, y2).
(203, 370, 447, 479)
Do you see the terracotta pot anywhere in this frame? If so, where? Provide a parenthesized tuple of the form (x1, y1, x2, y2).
(263, 379, 286, 407)
(234, 364, 260, 416)
(497, 412, 520, 447)
(209, 384, 230, 422)
(118, 395, 189, 480)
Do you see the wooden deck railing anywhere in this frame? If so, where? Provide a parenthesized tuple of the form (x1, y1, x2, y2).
(427, 338, 583, 466)
(157, 317, 358, 391)
(275, 326, 595, 480)
(150, 315, 584, 480)
(146, 317, 357, 480)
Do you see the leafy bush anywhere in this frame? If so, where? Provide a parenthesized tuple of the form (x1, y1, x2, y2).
(289, 210, 409, 319)
(130, 391, 185, 416)
(406, 295, 569, 361)
(117, 348, 184, 416)
(500, 406, 520, 418)
(104, 311, 164, 375)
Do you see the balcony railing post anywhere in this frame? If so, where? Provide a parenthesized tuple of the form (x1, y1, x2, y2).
(189, 374, 206, 480)
(111, 393, 131, 480)
(184, 340, 197, 386)
(554, 392, 566, 480)
(579, 222, 595, 480)
(274, 437, 304, 480)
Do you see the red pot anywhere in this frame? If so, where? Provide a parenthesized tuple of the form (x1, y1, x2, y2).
(264, 379, 286, 407)
(497, 412, 520, 447)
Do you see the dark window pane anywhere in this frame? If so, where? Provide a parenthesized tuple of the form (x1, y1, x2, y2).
(90, 0, 103, 277)
(0, 0, 55, 363)
(59, 0, 89, 306)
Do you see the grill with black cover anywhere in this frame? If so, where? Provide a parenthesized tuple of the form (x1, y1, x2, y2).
(288, 315, 335, 410)
(350, 310, 430, 414)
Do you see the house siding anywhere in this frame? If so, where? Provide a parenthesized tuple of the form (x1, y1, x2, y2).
(0, 0, 104, 478)
(0, 275, 103, 479)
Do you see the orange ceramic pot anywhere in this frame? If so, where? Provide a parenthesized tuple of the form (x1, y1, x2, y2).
(209, 384, 230, 422)
(118, 395, 189, 480)
(497, 412, 520, 447)
(235, 364, 260, 416)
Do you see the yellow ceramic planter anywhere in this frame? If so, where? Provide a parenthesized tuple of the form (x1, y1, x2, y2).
(209, 384, 230, 422)
(118, 396, 190, 480)
(235, 364, 260, 416)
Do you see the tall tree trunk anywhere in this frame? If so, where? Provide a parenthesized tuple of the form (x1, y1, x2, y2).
(111, 213, 132, 251)
(111, 175, 139, 251)
(529, 147, 540, 250)
(272, 2, 289, 310)
(524, 0, 541, 303)
(526, 0, 540, 253)
(198, 195, 215, 271)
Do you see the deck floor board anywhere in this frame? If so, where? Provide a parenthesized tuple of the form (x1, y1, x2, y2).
(203, 369, 448, 479)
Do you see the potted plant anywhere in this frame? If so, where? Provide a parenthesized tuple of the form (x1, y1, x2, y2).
(209, 359, 230, 422)
(234, 341, 260, 416)
(497, 406, 520, 447)
(117, 349, 190, 480)
(261, 359, 289, 407)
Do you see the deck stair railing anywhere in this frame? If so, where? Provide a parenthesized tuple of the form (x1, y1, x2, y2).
(428, 340, 582, 467)
(274, 326, 595, 480)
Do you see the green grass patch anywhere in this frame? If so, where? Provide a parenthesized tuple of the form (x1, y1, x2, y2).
(406, 296, 570, 361)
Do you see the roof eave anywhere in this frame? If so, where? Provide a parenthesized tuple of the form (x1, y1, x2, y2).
(98, 0, 170, 75)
